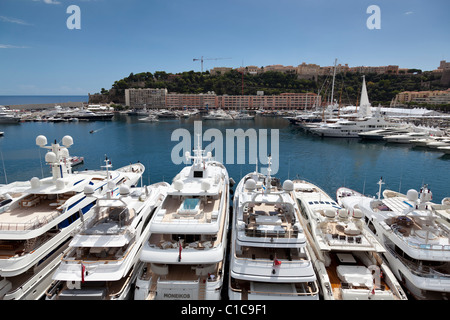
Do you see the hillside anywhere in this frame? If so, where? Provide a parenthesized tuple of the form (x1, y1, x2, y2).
(89, 70, 449, 111)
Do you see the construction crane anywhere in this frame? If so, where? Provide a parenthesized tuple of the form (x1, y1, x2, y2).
(193, 56, 231, 73)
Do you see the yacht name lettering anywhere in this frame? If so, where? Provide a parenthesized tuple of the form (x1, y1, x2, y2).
(164, 293, 190, 299)
(181, 304, 215, 317)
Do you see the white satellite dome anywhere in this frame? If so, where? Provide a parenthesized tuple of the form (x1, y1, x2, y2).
(60, 147, 69, 158)
(62, 135, 73, 147)
(30, 177, 41, 189)
(244, 179, 256, 190)
(107, 180, 116, 190)
(407, 189, 419, 201)
(45, 152, 57, 163)
(84, 185, 95, 196)
(173, 180, 184, 191)
(282, 180, 294, 192)
(56, 178, 65, 190)
(119, 184, 130, 195)
(201, 180, 211, 192)
(36, 135, 47, 147)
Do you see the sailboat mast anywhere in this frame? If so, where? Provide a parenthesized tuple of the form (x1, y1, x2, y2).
(330, 58, 337, 105)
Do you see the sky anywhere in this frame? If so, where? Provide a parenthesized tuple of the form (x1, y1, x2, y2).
(0, 0, 449, 95)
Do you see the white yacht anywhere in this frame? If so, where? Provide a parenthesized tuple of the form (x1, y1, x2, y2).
(228, 163, 319, 300)
(0, 108, 21, 124)
(383, 131, 429, 144)
(0, 135, 144, 300)
(293, 179, 407, 300)
(203, 109, 233, 120)
(134, 139, 230, 300)
(138, 115, 159, 122)
(309, 77, 400, 138)
(358, 126, 412, 140)
(230, 111, 254, 120)
(46, 181, 169, 300)
(337, 179, 450, 299)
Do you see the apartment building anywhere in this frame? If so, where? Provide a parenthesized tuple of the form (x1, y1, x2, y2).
(125, 88, 320, 110)
(394, 89, 450, 105)
(125, 88, 167, 108)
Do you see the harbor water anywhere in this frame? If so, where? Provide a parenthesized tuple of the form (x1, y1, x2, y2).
(0, 114, 449, 203)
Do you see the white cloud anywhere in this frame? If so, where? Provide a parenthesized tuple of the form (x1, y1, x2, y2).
(0, 44, 29, 49)
(0, 15, 32, 25)
(404, 11, 414, 15)
(32, 0, 61, 4)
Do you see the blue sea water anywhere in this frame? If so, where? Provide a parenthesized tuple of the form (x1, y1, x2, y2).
(0, 114, 449, 203)
(0, 95, 88, 105)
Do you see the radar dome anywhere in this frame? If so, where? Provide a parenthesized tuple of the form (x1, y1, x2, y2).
(201, 181, 211, 192)
(30, 177, 40, 188)
(407, 189, 419, 201)
(283, 180, 294, 192)
(107, 180, 116, 190)
(60, 148, 69, 158)
(56, 178, 65, 190)
(45, 152, 57, 163)
(173, 180, 184, 191)
(62, 135, 73, 147)
(119, 185, 130, 195)
(84, 185, 95, 196)
(245, 179, 256, 190)
(36, 135, 47, 147)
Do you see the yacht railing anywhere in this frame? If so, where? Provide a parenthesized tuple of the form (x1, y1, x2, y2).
(0, 210, 61, 231)
(386, 246, 450, 279)
(244, 227, 299, 239)
(391, 226, 450, 252)
(229, 282, 319, 297)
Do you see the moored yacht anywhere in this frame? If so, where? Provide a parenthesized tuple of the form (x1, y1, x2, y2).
(228, 161, 319, 300)
(46, 181, 169, 300)
(337, 179, 450, 300)
(293, 179, 407, 300)
(203, 109, 233, 120)
(309, 77, 400, 138)
(0, 135, 144, 300)
(134, 138, 230, 300)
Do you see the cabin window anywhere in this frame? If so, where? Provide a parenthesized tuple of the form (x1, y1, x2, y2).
(193, 171, 203, 178)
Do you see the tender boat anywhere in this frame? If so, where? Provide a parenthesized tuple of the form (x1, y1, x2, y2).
(0, 135, 144, 300)
(46, 181, 169, 300)
(293, 179, 407, 300)
(228, 160, 319, 300)
(134, 138, 230, 300)
(337, 179, 450, 300)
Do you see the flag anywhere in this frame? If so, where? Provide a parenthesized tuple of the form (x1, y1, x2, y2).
(81, 263, 85, 282)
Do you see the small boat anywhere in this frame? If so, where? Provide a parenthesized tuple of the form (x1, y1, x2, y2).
(138, 115, 159, 122)
(68, 156, 84, 167)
